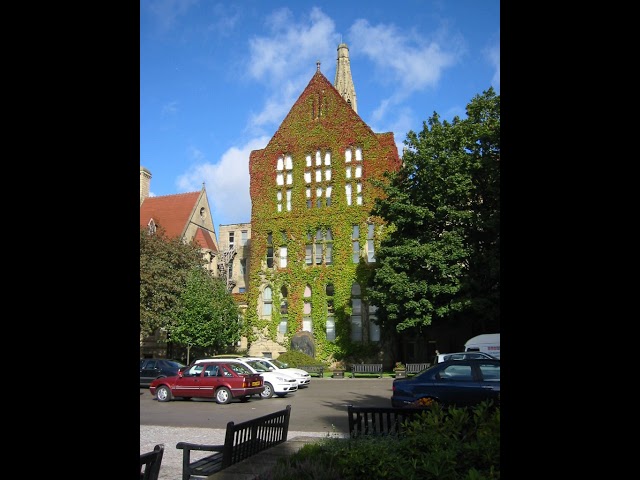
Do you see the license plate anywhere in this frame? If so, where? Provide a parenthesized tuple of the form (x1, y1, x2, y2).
(252, 381, 260, 386)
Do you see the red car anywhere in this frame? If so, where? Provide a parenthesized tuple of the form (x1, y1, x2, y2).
(149, 360, 264, 404)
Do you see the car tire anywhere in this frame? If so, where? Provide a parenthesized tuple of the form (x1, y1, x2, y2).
(215, 387, 232, 404)
(155, 385, 172, 402)
(261, 382, 274, 399)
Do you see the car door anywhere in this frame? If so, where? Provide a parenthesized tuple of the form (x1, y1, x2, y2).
(436, 362, 484, 407)
(171, 364, 204, 398)
(197, 364, 221, 398)
(476, 361, 500, 405)
(140, 359, 159, 386)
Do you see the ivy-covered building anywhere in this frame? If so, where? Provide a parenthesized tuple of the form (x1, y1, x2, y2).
(243, 44, 402, 367)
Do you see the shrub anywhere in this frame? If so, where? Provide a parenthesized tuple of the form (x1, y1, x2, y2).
(277, 350, 325, 368)
(256, 401, 500, 480)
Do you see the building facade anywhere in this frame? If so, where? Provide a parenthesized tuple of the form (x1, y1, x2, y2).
(242, 49, 402, 366)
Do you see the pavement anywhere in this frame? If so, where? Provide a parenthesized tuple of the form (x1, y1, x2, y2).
(141, 425, 348, 480)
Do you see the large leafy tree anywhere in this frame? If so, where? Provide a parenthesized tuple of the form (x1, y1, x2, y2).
(369, 88, 500, 334)
(168, 268, 241, 363)
(139, 226, 205, 337)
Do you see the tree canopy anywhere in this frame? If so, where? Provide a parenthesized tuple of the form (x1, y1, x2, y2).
(368, 87, 500, 334)
(139, 226, 205, 337)
(168, 267, 241, 363)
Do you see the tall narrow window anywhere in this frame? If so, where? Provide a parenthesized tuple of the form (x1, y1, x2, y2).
(228, 231, 235, 249)
(325, 185, 332, 206)
(325, 228, 333, 265)
(241, 230, 248, 246)
(326, 282, 335, 341)
(240, 258, 247, 275)
(279, 246, 287, 268)
(367, 224, 375, 262)
(345, 183, 352, 206)
(352, 225, 360, 263)
(315, 229, 323, 265)
(279, 286, 288, 334)
(369, 304, 380, 341)
(306, 187, 312, 209)
(263, 286, 272, 316)
(351, 282, 363, 342)
(303, 285, 312, 333)
(277, 190, 282, 212)
(356, 182, 363, 205)
(305, 233, 313, 265)
(266, 232, 273, 268)
(286, 189, 292, 211)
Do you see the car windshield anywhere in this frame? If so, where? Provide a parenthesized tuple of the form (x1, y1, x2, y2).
(271, 359, 288, 368)
(248, 361, 268, 372)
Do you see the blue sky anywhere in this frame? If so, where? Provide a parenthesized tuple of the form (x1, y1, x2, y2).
(140, 0, 500, 238)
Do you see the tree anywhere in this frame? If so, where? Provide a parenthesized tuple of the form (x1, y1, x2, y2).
(368, 88, 500, 335)
(139, 226, 205, 337)
(168, 267, 241, 364)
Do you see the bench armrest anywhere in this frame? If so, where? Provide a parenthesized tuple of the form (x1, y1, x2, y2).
(176, 442, 224, 452)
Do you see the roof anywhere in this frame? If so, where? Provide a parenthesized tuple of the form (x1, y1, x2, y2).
(140, 191, 218, 252)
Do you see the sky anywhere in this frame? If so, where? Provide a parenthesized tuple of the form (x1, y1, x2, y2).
(140, 0, 500, 239)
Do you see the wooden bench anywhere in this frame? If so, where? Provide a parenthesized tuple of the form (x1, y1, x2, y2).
(350, 363, 383, 378)
(406, 362, 431, 375)
(347, 405, 421, 437)
(298, 365, 324, 377)
(176, 405, 291, 480)
(140, 444, 164, 480)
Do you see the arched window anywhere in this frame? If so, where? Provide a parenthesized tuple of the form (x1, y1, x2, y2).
(263, 286, 272, 316)
(279, 286, 288, 333)
(303, 285, 312, 332)
(326, 283, 335, 341)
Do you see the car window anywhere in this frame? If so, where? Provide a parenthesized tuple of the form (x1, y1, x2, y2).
(479, 363, 500, 381)
(204, 365, 219, 377)
(441, 364, 473, 381)
(227, 363, 251, 375)
(146, 360, 157, 369)
(248, 361, 268, 372)
(184, 365, 204, 377)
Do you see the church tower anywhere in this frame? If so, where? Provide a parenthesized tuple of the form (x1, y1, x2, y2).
(334, 43, 358, 113)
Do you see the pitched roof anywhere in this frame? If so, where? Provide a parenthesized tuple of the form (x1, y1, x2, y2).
(140, 191, 200, 239)
(192, 226, 218, 252)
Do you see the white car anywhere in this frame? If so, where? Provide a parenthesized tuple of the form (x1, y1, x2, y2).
(194, 358, 298, 399)
(247, 357, 312, 388)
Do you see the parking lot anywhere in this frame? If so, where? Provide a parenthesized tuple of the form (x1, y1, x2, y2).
(140, 376, 394, 434)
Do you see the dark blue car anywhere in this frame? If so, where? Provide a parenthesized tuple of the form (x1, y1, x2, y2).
(140, 358, 186, 387)
(391, 359, 500, 408)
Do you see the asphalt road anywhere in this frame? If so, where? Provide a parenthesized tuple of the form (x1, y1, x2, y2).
(140, 376, 394, 435)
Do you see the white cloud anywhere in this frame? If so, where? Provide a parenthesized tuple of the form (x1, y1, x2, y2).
(176, 136, 270, 228)
(348, 18, 463, 123)
(244, 7, 339, 130)
(484, 33, 500, 93)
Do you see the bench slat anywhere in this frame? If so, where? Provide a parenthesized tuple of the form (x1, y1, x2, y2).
(350, 364, 383, 378)
(177, 405, 291, 480)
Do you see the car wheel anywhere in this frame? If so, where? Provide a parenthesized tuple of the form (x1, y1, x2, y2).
(215, 387, 232, 404)
(156, 385, 172, 402)
(261, 382, 274, 399)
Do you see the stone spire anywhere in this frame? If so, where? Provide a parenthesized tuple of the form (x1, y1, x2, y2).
(334, 43, 357, 113)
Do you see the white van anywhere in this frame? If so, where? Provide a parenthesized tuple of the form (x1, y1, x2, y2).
(464, 333, 500, 359)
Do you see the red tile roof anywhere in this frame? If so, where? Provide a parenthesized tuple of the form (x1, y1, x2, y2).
(140, 191, 200, 239)
(193, 227, 218, 252)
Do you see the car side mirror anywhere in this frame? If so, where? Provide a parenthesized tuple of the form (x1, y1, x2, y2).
(178, 371, 183, 378)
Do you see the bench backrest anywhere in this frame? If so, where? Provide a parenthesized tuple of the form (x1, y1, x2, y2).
(140, 444, 164, 480)
(347, 405, 421, 437)
(406, 362, 430, 374)
(222, 405, 291, 468)
(350, 363, 382, 373)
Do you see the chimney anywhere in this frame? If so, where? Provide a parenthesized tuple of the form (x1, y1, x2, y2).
(140, 166, 152, 205)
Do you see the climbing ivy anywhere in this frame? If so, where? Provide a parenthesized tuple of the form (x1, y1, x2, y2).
(244, 71, 401, 363)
